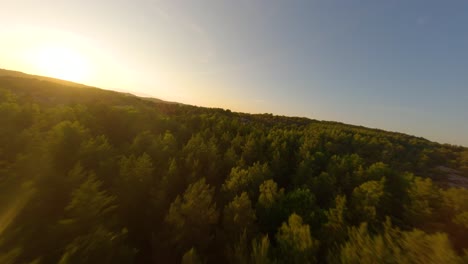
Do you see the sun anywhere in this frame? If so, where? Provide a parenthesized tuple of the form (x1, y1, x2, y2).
(33, 45, 91, 83)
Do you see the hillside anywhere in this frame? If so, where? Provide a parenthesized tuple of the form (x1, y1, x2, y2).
(0, 68, 90, 88)
(0, 72, 468, 263)
(0, 69, 179, 105)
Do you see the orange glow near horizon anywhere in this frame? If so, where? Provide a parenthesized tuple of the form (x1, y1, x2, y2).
(30, 45, 92, 83)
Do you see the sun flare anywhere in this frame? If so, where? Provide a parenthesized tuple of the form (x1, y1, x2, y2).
(33, 45, 91, 83)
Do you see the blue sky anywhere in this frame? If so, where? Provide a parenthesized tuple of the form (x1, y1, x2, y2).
(1, 0, 467, 146)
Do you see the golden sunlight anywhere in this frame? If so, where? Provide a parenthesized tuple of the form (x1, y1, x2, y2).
(33, 45, 91, 83)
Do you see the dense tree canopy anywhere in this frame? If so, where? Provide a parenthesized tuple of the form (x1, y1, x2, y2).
(0, 74, 467, 263)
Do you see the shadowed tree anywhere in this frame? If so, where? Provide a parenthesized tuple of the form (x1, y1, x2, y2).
(181, 247, 204, 264)
(223, 192, 257, 241)
(58, 175, 134, 264)
(324, 195, 348, 245)
(257, 179, 284, 236)
(165, 178, 219, 254)
(251, 235, 275, 264)
(280, 188, 317, 226)
(351, 178, 385, 225)
(48, 121, 89, 173)
(276, 213, 319, 264)
(404, 176, 440, 226)
(58, 227, 134, 264)
(222, 162, 271, 200)
(339, 219, 460, 264)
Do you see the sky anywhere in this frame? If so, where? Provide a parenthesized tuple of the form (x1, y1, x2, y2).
(1, 0, 467, 146)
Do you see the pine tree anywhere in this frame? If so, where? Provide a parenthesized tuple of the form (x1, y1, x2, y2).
(165, 178, 219, 253)
(276, 214, 319, 264)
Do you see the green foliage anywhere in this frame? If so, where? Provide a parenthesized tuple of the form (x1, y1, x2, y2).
(79, 135, 113, 169)
(364, 162, 391, 182)
(222, 162, 271, 200)
(223, 192, 256, 241)
(462, 249, 468, 263)
(339, 219, 461, 264)
(48, 121, 89, 173)
(441, 187, 468, 227)
(181, 247, 204, 264)
(280, 188, 317, 225)
(182, 134, 220, 183)
(309, 172, 336, 207)
(226, 231, 250, 264)
(0, 247, 21, 264)
(258, 179, 284, 209)
(256, 179, 285, 236)
(439, 187, 468, 249)
(276, 214, 319, 264)
(118, 153, 154, 185)
(116, 153, 155, 247)
(58, 227, 134, 264)
(404, 176, 440, 226)
(327, 154, 364, 194)
(165, 178, 219, 253)
(251, 235, 274, 264)
(0, 75, 467, 263)
(459, 150, 468, 174)
(401, 230, 460, 264)
(351, 178, 385, 224)
(324, 195, 348, 244)
(339, 223, 381, 264)
(63, 174, 116, 226)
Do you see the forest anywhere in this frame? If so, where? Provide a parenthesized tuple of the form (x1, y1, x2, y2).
(0, 74, 468, 263)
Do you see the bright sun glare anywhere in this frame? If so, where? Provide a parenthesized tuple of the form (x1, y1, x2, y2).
(33, 45, 91, 83)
